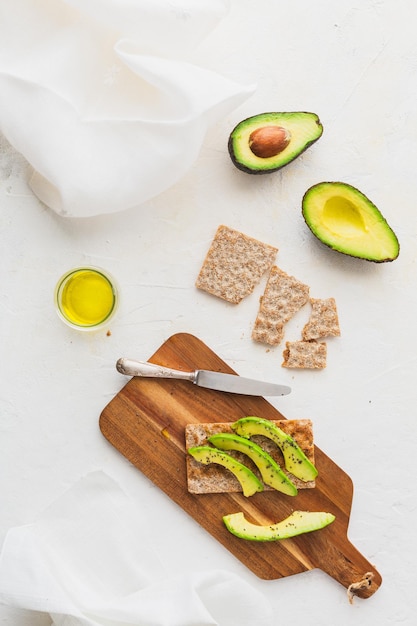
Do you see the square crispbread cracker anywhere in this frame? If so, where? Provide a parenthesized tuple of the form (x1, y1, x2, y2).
(282, 340, 327, 369)
(185, 419, 315, 494)
(302, 297, 341, 341)
(252, 265, 310, 345)
(195, 225, 277, 304)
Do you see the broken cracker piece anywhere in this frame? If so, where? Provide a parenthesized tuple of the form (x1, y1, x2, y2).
(252, 266, 310, 346)
(185, 419, 315, 494)
(252, 311, 285, 345)
(302, 297, 341, 341)
(282, 340, 327, 369)
(195, 225, 277, 304)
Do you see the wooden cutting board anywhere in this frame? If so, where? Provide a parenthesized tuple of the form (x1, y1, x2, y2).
(99, 333, 381, 599)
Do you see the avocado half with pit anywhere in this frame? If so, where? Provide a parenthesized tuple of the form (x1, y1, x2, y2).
(302, 182, 400, 262)
(228, 111, 323, 174)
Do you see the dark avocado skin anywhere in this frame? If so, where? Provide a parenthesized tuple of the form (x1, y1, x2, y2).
(301, 181, 400, 263)
(228, 111, 323, 174)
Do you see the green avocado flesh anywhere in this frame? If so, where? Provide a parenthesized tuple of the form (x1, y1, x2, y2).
(302, 182, 400, 262)
(223, 510, 335, 541)
(232, 417, 318, 482)
(208, 433, 297, 496)
(188, 446, 263, 497)
(228, 111, 323, 174)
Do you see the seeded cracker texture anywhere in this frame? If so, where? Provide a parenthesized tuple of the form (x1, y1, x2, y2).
(302, 297, 341, 340)
(252, 266, 310, 345)
(195, 225, 277, 304)
(185, 420, 316, 494)
(282, 340, 327, 369)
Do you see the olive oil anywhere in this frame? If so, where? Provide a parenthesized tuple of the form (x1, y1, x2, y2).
(55, 267, 118, 329)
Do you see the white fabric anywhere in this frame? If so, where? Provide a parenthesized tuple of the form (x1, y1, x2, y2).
(0, 471, 273, 626)
(0, 0, 254, 217)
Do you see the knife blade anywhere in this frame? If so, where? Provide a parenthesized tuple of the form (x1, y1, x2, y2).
(116, 358, 291, 397)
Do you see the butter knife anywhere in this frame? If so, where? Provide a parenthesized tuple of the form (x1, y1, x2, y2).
(116, 358, 291, 397)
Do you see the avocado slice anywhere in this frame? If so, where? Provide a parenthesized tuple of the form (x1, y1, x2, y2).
(302, 181, 400, 262)
(232, 416, 318, 482)
(208, 433, 298, 496)
(223, 510, 335, 541)
(228, 111, 323, 174)
(188, 446, 263, 497)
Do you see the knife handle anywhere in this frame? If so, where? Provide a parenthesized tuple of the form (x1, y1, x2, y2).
(116, 358, 196, 382)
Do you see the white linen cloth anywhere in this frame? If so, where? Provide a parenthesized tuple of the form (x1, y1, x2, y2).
(0, 0, 254, 217)
(0, 471, 273, 626)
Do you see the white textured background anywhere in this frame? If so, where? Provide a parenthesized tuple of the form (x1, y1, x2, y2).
(1, 1, 416, 624)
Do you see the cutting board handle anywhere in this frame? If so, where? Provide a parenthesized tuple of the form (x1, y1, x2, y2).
(320, 537, 382, 601)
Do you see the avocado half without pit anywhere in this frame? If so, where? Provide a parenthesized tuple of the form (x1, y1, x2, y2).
(302, 182, 400, 262)
(228, 112, 323, 174)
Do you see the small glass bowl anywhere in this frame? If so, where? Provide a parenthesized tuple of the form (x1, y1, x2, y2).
(54, 266, 119, 331)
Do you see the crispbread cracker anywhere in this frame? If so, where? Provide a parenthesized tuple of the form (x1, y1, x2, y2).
(195, 225, 277, 304)
(302, 297, 341, 340)
(282, 340, 327, 369)
(252, 266, 310, 345)
(185, 419, 315, 494)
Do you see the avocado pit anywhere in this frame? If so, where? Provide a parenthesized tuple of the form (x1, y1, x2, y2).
(248, 126, 291, 158)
